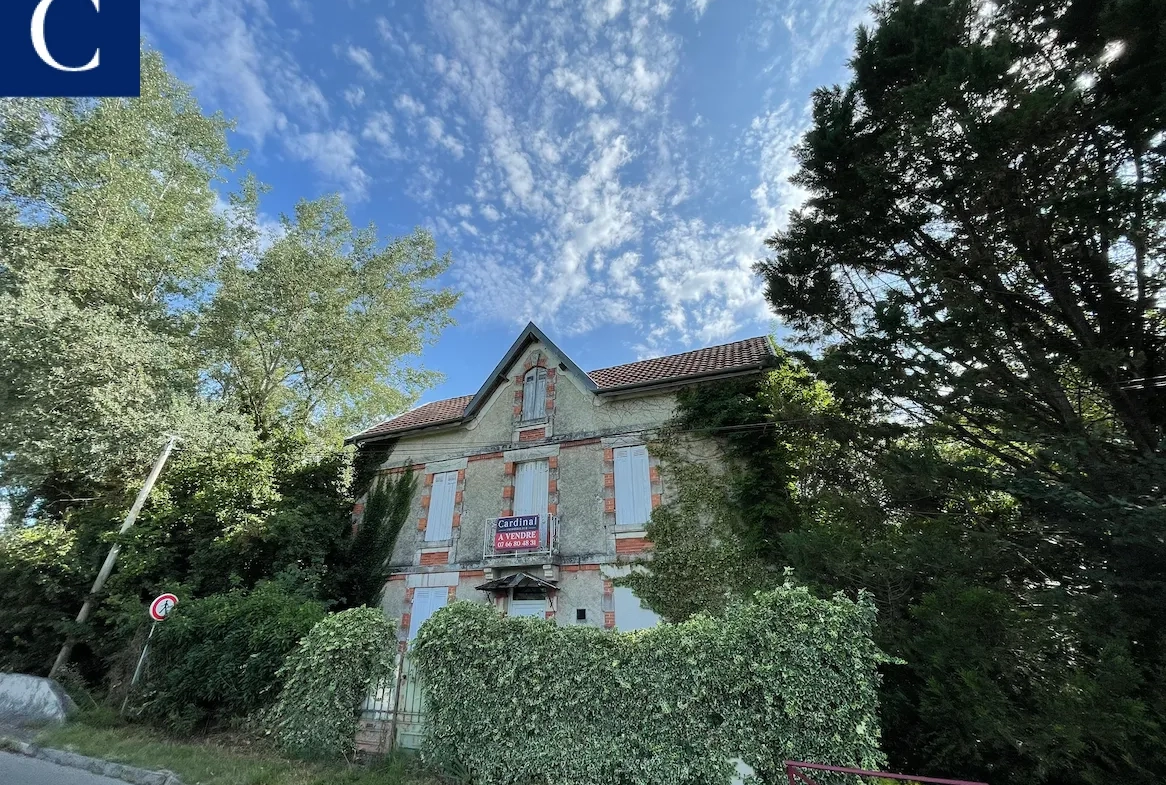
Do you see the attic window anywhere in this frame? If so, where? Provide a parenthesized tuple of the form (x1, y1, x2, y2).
(522, 367, 547, 420)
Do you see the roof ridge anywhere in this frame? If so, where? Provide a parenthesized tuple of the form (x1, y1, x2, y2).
(586, 335, 770, 374)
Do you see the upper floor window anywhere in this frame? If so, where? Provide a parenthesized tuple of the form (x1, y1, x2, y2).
(425, 470, 458, 541)
(613, 445, 651, 526)
(522, 367, 547, 420)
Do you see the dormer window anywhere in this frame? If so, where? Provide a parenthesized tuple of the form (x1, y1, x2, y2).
(522, 367, 547, 420)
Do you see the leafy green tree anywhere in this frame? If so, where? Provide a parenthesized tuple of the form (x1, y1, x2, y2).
(200, 186, 458, 441)
(744, 1, 1166, 781)
(330, 467, 416, 610)
(0, 50, 251, 510)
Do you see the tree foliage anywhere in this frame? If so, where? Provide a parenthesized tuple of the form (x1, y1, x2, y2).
(331, 468, 416, 610)
(201, 184, 457, 441)
(0, 45, 452, 703)
(136, 580, 327, 733)
(690, 1, 1166, 782)
(637, 364, 1166, 785)
(413, 591, 889, 785)
(0, 50, 250, 507)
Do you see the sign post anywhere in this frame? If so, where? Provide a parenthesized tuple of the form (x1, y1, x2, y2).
(121, 593, 178, 714)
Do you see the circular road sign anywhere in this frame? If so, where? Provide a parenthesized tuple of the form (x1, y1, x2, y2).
(149, 593, 179, 622)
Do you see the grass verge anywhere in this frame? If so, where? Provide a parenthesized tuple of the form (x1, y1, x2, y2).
(34, 721, 428, 785)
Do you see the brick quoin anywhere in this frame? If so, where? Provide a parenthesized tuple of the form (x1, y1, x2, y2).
(603, 448, 614, 461)
(400, 612, 411, 631)
(420, 550, 449, 566)
(604, 498, 616, 513)
(649, 466, 660, 483)
(651, 493, 663, 509)
(603, 473, 614, 488)
(388, 574, 406, 581)
(547, 456, 558, 469)
(547, 502, 558, 515)
(504, 461, 515, 475)
(604, 611, 615, 629)
(519, 428, 545, 442)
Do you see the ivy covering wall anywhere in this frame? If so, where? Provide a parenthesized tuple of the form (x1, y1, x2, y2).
(412, 585, 890, 785)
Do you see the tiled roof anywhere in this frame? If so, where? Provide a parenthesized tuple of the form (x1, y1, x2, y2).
(351, 336, 773, 441)
(352, 395, 473, 441)
(587, 336, 775, 390)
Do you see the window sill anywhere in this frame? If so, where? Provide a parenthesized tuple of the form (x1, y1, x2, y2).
(515, 416, 549, 427)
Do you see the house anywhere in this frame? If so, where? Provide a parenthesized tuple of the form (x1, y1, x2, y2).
(346, 322, 776, 750)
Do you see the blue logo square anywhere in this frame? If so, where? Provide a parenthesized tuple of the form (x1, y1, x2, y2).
(0, 1, 140, 97)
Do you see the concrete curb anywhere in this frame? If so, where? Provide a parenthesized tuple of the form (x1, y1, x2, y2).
(0, 736, 184, 785)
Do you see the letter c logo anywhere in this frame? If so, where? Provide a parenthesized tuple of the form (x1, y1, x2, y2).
(31, 0, 101, 73)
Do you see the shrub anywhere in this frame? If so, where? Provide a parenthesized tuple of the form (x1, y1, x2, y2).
(413, 584, 891, 785)
(267, 607, 397, 760)
(136, 580, 326, 733)
(0, 522, 90, 674)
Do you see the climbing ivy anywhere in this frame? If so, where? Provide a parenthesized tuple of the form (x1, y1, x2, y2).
(412, 586, 890, 785)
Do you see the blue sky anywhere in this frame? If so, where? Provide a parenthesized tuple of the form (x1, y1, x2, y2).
(141, 0, 870, 406)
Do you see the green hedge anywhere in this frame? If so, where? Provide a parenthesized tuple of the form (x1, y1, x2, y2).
(266, 607, 397, 761)
(412, 584, 890, 785)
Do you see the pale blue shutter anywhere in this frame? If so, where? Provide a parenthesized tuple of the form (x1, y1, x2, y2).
(408, 587, 448, 640)
(630, 445, 652, 526)
(615, 446, 651, 526)
(614, 447, 634, 525)
(522, 369, 546, 420)
(514, 461, 548, 517)
(425, 471, 456, 541)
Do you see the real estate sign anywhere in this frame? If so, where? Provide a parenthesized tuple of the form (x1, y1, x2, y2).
(494, 515, 541, 550)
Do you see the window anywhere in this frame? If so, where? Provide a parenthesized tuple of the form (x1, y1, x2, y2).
(521, 367, 547, 420)
(514, 460, 549, 517)
(508, 587, 546, 617)
(425, 471, 458, 541)
(613, 445, 651, 526)
(407, 587, 448, 640)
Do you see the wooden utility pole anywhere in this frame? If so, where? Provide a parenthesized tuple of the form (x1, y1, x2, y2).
(48, 435, 178, 679)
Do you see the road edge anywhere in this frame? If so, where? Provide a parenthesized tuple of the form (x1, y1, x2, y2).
(0, 735, 184, 785)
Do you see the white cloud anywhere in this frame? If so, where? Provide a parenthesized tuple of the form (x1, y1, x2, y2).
(689, 0, 712, 18)
(362, 111, 401, 158)
(425, 117, 465, 158)
(286, 130, 371, 201)
(454, 204, 473, 217)
(480, 205, 502, 221)
(395, 93, 426, 116)
(347, 45, 382, 79)
(344, 86, 366, 107)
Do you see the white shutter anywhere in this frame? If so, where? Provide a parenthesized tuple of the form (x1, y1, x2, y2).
(407, 587, 448, 640)
(514, 460, 548, 517)
(425, 471, 457, 541)
(615, 446, 651, 526)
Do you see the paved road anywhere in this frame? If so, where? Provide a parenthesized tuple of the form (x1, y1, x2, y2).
(0, 751, 126, 785)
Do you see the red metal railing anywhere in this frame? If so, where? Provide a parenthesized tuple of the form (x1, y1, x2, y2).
(784, 761, 988, 785)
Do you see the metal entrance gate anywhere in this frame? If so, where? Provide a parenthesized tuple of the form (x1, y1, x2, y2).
(356, 646, 428, 754)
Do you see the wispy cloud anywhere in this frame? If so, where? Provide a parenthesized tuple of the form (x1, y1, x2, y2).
(147, 0, 866, 353)
(346, 45, 382, 80)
